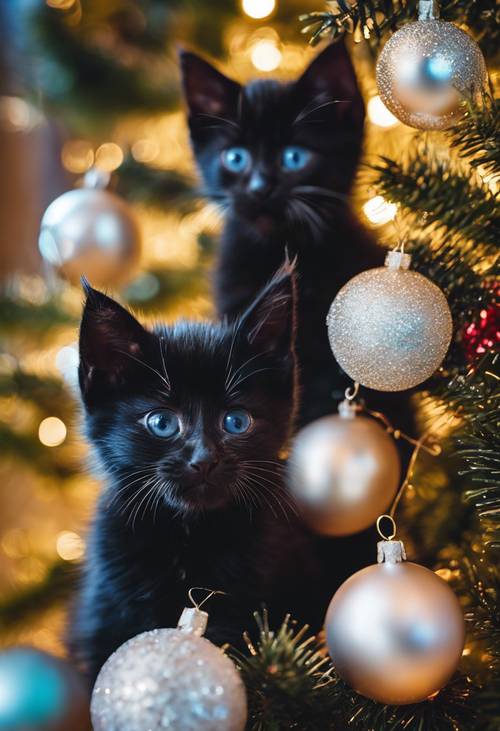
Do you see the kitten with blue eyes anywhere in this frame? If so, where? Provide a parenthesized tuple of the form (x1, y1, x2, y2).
(68, 265, 323, 683)
(180, 41, 415, 436)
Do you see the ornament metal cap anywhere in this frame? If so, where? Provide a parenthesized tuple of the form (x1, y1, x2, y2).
(385, 250, 412, 270)
(418, 0, 439, 20)
(377, 539, 407, 564)
(177, 606, 208, 637)
(338, 398, 357, 419)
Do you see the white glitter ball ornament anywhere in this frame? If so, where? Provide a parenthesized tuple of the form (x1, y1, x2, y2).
(326, 250, 452, 391)
(39, 168, 140, 288)
(325, 538, 465, 705)
(91, 607, 247, 731)
(376, 0, 487, 130)
(288, 399, 400, 536)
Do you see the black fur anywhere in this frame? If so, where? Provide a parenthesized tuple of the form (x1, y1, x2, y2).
(180, 41, 415, 435)
(180, 42, 416, 605)
(68, 266, 323, 684)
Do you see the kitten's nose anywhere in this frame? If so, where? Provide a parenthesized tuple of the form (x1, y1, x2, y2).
(189, 457, 219, 477)
(248, 170, 272, 198)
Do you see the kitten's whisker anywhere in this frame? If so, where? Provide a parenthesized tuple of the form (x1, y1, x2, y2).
(159, 337, 172, 390)
(106, 470, 157, 509)
(239, 475, 276, 519)
(227, 367, 273, 396)
(197, 113, 240, 130)
(293, 98, 343, 125)
(225, 351, 265, 391)
(293, 185, 348, 204)
(117, 349, 170, 395)
(242, 472, 289, 521)
(291, 198, 324, 236)
(122, 476, 157, 524)
(244, 469, 298, 519)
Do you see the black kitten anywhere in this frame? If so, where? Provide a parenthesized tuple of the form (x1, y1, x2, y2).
(180, 42, 414, 435)
(68, 265, 322, 684)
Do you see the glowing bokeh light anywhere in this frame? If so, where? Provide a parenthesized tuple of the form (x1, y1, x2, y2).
(367, 95, 399, 128)
(363, 195, 397, 226)
(242, 0, 276, 20)
(95, 142, 124, 172)
(251, 40, 282, 72)
(38, 417, 67, 447)
(56, 531, 85, 561)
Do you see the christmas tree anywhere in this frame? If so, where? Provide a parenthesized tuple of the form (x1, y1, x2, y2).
(0, 0, 498, 729)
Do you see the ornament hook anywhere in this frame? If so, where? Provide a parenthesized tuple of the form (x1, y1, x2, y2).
(344, 381, 360, 401)
(188, 587, 227, 611)
(376, 514, 397, 541)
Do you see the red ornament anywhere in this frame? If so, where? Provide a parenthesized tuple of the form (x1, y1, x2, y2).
(462, 293, 500, 363)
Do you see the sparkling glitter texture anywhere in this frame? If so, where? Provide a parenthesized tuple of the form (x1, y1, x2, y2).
(326, 256, 453, 391)
(91, 628, 247, 731)
(375, 18, 487, 130)
(325, 540, 465, 704)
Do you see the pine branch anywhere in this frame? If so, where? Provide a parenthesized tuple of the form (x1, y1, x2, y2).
(300, 0, 499, 56)
(446, 95, 500, 181)
(0, 424, 80, 481)
(343, 675, 477, 731)
(115, 157, 198, 213)
(0, 369, 71, 416)
(371, 150, 499, 251)
(0, 559, 75, 630)
(406, 233, 497, 379)
(447, 353, 500, 547)
(231, 612, 480, 730)
(229, 611, 342, 730)
(0, 295, 75, 337)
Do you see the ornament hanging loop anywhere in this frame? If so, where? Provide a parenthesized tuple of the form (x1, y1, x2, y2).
(376, 514, 397, 541)
(418, 0, 440, 20)
(188, 587, 227, 611)
(344, 381, 360, 401)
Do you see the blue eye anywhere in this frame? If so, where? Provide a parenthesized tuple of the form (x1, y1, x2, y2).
(221, 147, 251, 173)
(146, 410, 180, 438)
(223, 409, 252, 435)
(282, 146, 310, 171)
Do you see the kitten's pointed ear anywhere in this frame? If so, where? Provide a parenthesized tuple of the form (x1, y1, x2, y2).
(295, 41, 364, 124)
(179, 49, 241, 119)
(239, 259, 297, 357)
(79, 280, 153, 408)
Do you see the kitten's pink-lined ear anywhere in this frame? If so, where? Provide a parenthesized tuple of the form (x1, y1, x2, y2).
(294, 41, 364, 123)
(179, 48, 241, 119)
(79, 279, 153, 405)
(239, 258, 297, 356)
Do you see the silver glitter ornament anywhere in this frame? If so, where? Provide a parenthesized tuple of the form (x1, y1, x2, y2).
(91, 607, 247, 731)
(376, 0, 487, 130)
(325, 538, 465, 705)
(288, 400, 400, 536)
(326, 250, 453, 391)
(39, 169, 140, 287)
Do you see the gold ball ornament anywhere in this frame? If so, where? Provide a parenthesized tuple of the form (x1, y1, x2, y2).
(91, 607, 247, 731)
(326, 251, 453, 391)
(376, 0, 487, 130)
(288, 400, 400, 536)
(325, 539, 465, 705)
(39, 169, 140, 288)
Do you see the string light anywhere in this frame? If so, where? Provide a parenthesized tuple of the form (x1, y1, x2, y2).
(61, 139, 94, 173)
(56, 530, 85, 561)
(95, 142, 124, 172)
(251, 39, 282, 71)
(242, 0, 276, 20)
(55, 345, 79, 385)
(363, 195, 397, 225)
(367, 95, 399, 128)
(38, 417, 67, 447)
